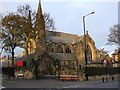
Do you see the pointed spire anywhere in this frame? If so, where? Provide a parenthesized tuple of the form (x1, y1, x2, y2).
(37, 0, 42, 16)
(34, 0, 46, 57)
(39, 0, 41, 3)
(35, 0, 45, 30)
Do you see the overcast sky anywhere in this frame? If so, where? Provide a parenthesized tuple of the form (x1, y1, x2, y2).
(0, 0, 119, 56)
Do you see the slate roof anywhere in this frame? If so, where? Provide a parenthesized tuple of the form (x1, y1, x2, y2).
(48, 53, 77, 61)
(46, 31, 84, 44)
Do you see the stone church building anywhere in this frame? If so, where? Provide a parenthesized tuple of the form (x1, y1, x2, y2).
(26, 1, 100, 76)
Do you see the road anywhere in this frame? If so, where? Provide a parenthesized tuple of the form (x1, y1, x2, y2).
(1, 78, 119, 89)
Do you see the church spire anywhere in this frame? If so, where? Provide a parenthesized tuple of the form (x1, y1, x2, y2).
(37, 0, 42, 16)
(34, 0, 46, 58)
(35, 0, 45, 32)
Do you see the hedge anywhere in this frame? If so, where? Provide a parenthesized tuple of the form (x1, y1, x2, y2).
(2, 67, 15, 76)
(82, 67, 120, 76)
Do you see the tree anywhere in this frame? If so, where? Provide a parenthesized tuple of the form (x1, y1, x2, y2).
(17, 5, 34, 65)
(44, 12, 56, 31)
(99, 48, 108, 55)
(99, 48, 108, 61)
(17, 4, 56, 59)
(0, 4, 56, 66)
(1, 13, 23, 66)
(107, 25, 120, 48)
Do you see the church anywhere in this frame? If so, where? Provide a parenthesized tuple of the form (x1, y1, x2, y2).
(25, 1, 100, 77)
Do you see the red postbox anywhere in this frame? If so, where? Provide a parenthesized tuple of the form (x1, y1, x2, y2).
(16, 60, 23, 67)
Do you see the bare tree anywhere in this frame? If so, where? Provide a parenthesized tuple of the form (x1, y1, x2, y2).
(107, 24, 120, 48)
(44, 12, 56, 31)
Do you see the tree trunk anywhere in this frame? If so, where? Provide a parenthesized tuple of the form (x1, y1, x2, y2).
(25, 41, 29, 67)
(35, 63, 38, 79)
(11, 49, 14, 66)
(26, 49, 29, 67)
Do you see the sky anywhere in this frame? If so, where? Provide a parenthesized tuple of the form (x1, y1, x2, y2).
(0, 0, 119, 57)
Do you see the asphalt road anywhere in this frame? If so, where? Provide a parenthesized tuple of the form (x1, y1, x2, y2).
(1, 78, 119, 89)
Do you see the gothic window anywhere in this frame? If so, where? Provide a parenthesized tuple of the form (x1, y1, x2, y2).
(51, 48, 54, 52)
(57, 44, 63, 53)
(64, 62, 66, 65)
(47, 43, 54, 52)
(66, 46, 71, 53)
(86, 44, 92, 61)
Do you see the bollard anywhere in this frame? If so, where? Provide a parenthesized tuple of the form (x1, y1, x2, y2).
(8, 75, 10, 79)
(85, 73, 88, 81)
(112, 76, 114, 81)
(102, 77, 104, 83)
(106, 75, 108, 82)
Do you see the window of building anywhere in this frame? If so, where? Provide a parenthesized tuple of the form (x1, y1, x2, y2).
(57, 45, 63, 53)
(47, 43, 54, 53)
(66, 46, 71, 53)
(51, 48, 54, 52)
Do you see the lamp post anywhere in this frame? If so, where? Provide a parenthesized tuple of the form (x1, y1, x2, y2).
(83, 11, 95, 81)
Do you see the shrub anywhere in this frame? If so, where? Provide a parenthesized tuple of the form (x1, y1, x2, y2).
(81, 67, 120, 76)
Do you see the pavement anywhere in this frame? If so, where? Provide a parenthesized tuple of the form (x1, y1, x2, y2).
(1, 77, 119, 89)
(0, 74, 119, 89)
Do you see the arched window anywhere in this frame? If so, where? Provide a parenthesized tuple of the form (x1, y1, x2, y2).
(46, 43, 54, 52)
(51, 48, 54, 52)
(57, 44, 63, 53)
(66, 46, 71, 53)
(86, 44, 92, 61)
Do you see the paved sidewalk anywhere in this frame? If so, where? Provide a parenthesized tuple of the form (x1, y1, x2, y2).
(2, 76, 119, 88)
(1, 74, 119, 89)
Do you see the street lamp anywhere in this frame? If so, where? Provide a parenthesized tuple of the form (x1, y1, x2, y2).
(83, 11, 95, 81)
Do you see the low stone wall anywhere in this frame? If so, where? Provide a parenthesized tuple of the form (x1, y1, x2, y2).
(14, 69, 34, 79)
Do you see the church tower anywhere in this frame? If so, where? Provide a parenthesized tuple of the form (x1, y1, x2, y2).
(34, 0, 46, 58)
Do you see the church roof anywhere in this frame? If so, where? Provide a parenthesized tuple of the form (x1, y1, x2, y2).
(46, 31, 84, 44)
(48, 53, 76, 61)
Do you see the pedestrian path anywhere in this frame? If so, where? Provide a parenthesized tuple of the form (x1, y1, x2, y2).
(61, 80, 118, 89)
(62, 84, 94, 88)
(2, 74, 119, 89)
